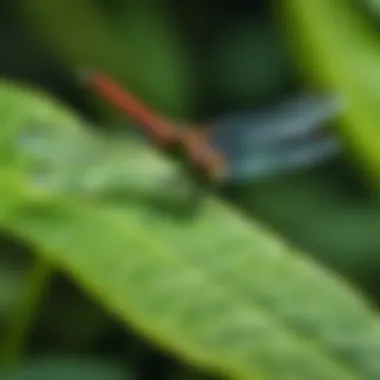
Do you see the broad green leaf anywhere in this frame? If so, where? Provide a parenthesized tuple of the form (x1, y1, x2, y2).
(233, 167, 380, 278)
(2, 81, 380, 379)
(0, 357, 132, 380)
(281, 0, 380, 187)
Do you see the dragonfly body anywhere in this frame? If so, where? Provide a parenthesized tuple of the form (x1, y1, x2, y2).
(83, 71, 342, 185)
(83, 72, 227, 182)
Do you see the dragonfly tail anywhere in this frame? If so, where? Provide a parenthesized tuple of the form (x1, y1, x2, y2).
(79, 69, 177, 146)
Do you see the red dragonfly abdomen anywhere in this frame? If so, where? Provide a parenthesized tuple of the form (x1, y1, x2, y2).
(81, 71, 227, 182)
(82, 70, 177, 147)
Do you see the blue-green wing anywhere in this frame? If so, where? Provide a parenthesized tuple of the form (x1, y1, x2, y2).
(208, 94, 343, 182)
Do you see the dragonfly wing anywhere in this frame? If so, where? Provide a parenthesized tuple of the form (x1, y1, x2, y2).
(222, 134, 341, 183)
(208, 94, 343, 153)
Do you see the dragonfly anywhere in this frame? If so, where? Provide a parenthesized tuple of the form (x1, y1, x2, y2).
(81, 70, 343, 189)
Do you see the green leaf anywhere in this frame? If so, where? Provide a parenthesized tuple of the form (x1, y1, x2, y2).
(233, 167, 380, 278)
(0, 257, 52, 364)
(281, 0, 380, 188)
(0, 357, 132, 380)
(2, 80, 380, 379)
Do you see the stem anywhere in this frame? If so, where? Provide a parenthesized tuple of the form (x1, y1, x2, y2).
(0, 256, 53, 364)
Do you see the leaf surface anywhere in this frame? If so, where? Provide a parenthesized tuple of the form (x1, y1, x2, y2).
(1, 81, 380, 379)
(0, 357, 131, 380)
(282, 0, 380, 187)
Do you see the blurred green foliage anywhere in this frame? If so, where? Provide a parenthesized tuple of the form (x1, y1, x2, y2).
(1, 0, 380, 379)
